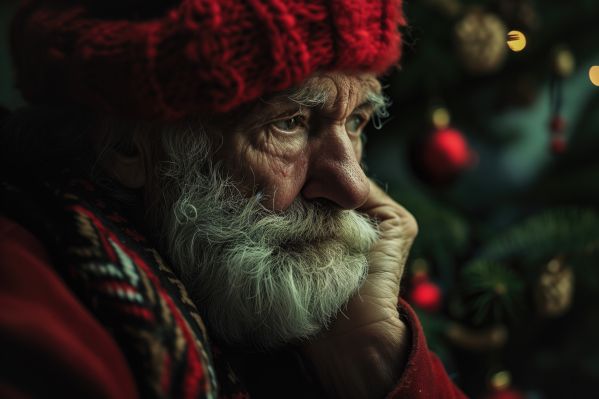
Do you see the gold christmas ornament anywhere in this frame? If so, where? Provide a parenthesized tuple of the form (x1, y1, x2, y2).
(553, 47, 576, 78)
(535, 257, 574, 318)
(432, 107, 451, 129)
(454, 8, 508, 74)
(490, 370, 512, 391)
(445, 323, 508, 351)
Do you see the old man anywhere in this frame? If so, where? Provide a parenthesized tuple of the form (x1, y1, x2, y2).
(0, 0, 466, 398)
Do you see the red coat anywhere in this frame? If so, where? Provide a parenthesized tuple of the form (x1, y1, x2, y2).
(0, 215, 467, 398)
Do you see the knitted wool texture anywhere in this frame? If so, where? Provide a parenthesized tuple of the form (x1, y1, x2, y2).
(11, 0, 405, 121)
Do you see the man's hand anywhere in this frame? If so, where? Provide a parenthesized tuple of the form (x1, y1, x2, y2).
(302, 180, 418, 399)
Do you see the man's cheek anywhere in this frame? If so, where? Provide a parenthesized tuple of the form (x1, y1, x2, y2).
(258, 157, 309, 211)
(231, 143, 306, 210)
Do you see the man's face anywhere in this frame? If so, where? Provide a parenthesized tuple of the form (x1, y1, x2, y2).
(148, 72, 385, 349)
(213, 71, 384, 211)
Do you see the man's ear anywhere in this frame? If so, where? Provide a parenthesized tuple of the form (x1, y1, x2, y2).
(99, 132, 148, 189)
(109, 148, 146, 189)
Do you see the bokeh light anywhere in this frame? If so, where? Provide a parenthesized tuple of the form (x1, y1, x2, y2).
(507, 30, 527, 52)
(590, 66, 599, 86)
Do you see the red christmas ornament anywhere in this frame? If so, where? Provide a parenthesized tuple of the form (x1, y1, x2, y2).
(551, 135, 567, 154)
(550, 115, 566, 133)
(484, 389, 526, 399)
(548, 66, 568, 155)
(548, 114, 567, 154)
(422, 128, 476, 182)
(484, 370, 525, 399)
(410, 278, 443, 313)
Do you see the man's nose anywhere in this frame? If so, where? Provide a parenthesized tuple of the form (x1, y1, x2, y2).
(301, 128, 370, 210)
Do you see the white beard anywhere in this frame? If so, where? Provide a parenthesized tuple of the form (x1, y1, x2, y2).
(155, 128, 379, 349)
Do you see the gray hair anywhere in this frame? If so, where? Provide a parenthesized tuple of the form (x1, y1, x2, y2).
(285, 84, 391, 130)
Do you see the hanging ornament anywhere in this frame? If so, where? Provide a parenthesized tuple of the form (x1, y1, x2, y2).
(548, 46, 575, 155)
(535, 257, 574, 318)
(409, 259, 443, 313)
(483, 371, 526, 399)
(445, 323, 508, 352)
(422, 128, 474, 180)
(420, 107, 477, 183)
(454, 8, 508, 74)
(553, 47, 576, 78)
(549, 115, 567, 154)
(411, 280, 443, 312)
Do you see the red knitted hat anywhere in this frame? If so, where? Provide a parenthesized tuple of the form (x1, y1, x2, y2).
(11, 0, 405, 121)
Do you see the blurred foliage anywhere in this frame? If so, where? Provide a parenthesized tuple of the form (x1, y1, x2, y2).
(478, 208, 599, 264)
(461, 260, 526, 326)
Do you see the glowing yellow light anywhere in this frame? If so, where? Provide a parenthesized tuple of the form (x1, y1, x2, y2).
(432, 107, 450, 129)
(554, 49, 575, 77)
(590, 66, 599, 86)
(490, 371, 511, 390)
(507, 30, 527, 52)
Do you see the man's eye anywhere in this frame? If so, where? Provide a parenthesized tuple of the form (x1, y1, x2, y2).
(271, 116, 306, 133)
(345, 114, 368, 134)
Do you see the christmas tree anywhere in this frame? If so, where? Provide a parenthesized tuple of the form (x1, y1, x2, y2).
(364, 0, 599, 397)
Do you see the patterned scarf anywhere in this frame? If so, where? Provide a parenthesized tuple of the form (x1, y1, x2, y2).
(0, 176, 252, 399)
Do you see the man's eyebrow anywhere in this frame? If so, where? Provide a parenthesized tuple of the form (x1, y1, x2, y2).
(362, 90, 390, 129)
(364, 90, 388, 113)
(285, 85, 389, 113)
(255, 85, 325, 112)
(258, 85, 390, 127)
(286, 84, 329, 108)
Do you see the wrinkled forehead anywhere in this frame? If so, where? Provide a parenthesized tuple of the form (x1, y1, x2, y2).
(279, 72, 382, 112)
(213, 72, 383, 128)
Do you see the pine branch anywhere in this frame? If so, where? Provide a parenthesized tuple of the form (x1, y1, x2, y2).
(477, 207, 599, 265)
(460, 260, 525, 325)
